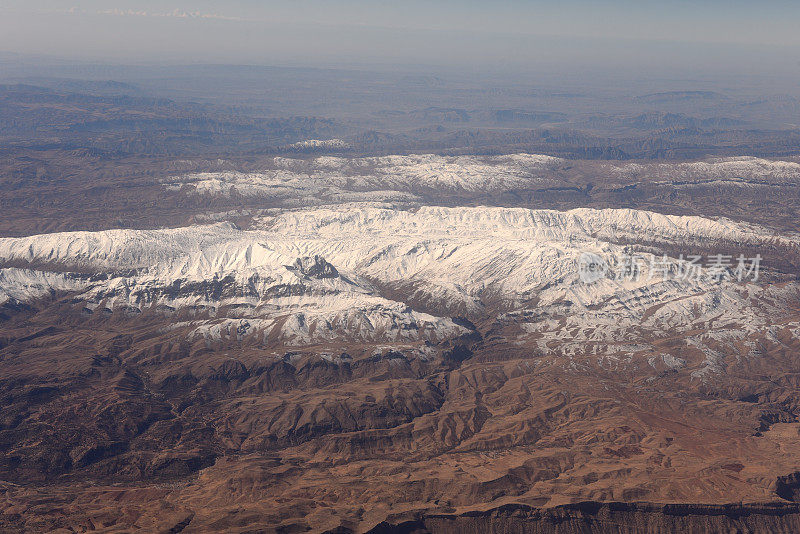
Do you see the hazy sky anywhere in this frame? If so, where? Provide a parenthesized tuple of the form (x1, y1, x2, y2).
(2, 1, 799, 73)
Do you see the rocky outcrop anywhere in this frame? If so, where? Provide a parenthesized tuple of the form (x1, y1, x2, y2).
(366, 502, 800, 534)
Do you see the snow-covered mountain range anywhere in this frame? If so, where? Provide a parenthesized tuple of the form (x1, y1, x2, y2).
(165, 154, 800, 205)
(1, 202, 796, 377)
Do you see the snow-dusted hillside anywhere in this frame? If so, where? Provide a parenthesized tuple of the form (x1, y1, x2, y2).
(287, 139, 350, 149)
(165, 153, 564, 199)
(166, 154, 800, 205)
(611, 156, 800, 182)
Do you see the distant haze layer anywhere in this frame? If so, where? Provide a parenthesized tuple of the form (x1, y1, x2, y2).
(1, 0, 799, 79)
